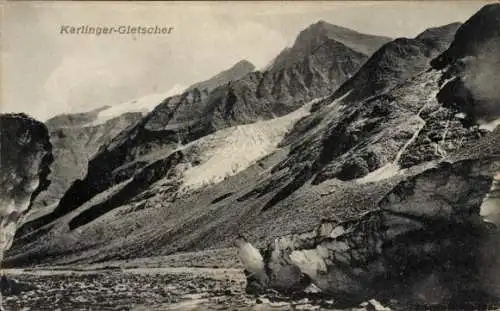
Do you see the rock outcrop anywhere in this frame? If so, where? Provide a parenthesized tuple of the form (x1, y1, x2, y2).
(234, 5, 500, 306)
(238, 140, 500, 305)
(432, 4, 500, 128)
(330, 22, 461, 104)
(22, 110, 143, 226)
(0, 113, 53, 307)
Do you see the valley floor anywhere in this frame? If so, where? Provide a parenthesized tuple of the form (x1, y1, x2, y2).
(3, 249, 500, 311)
(2, 266, 367, 311)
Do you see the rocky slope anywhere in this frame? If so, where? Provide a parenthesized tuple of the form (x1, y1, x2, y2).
(239, 137, 500, 305)
(5, 17, 458, 267)
(329, 22, 461, 104)
(13, 21, 390, 239)
(269, 21, 391, 71)
(6, 6, 500, 307)
(25, 110, 143, 223)
(0, 113, 53, 307)
(186, 60, 256, 93)
(234, 4, 500, 305)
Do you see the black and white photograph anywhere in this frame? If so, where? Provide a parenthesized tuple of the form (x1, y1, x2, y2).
(1, 1, 500, 310)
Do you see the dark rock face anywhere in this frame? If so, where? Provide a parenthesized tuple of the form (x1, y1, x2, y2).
(431, 4, 500, 127)
(26, 111, 143, 220)
(241, 149, 500, 306)
(15, 21, 388, 238)
(0, 113, 53, 307)
(0, 275, 35, 297)
(0, 114, 53, 259)
(431, 4, 500, 70)
(330, 22, 461, 105)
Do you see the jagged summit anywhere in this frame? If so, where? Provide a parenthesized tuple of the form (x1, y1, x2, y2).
(270, 20, 391, 70)
(231, 59, 255, 71)
(330, 22, 460, 104)
(300, 20, 392, 55)
(186, 59, 255, 93)
(430, 4, 500, 127)
(431, 3, 500, 69)
(45, 106, 112, 128)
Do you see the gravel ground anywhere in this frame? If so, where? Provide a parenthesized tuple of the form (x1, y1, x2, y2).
(1, 268, 367, 311)
(2, 268, 500, 311)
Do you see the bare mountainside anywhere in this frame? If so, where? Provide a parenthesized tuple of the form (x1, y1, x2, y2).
(3, 3, 500, 310)
(7, 17, 467, 265)
(12, 21, 389, 241)
(27, 109, 144, 222)
(186, 60, 256, 94)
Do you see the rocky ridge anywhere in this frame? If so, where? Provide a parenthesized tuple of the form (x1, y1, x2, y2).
(13, 21, 390, 240)
(5, 19, 462, 267)
(24, 110, 143, 224)
(5, 5, 500, 308)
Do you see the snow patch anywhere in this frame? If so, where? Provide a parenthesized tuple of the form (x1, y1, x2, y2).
(236, 240, 266, 281)
(327, 90, 352, 107)
(440, 76, 458, 90)
(180, 103, 312, 191)
(289, 249, 327, 280)
(479, 118, 500, 131)
(358, 110, 427, 184)
(89, 84, 186, 126)
(480, 173, 500, 226)
(357, 163, 400, 183)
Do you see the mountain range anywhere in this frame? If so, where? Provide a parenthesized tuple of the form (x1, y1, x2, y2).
(2, 4, 500, 308)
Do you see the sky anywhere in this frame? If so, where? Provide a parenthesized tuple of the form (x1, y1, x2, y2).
(0, 1, 495, 121)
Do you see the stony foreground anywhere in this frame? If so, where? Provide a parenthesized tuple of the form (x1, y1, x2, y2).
(0, 267, 366, 311)
(1, 267, 500, 311)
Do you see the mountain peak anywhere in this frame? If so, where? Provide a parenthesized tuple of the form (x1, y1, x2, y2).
(269, 21, 391, 71)
(431, 3, 500, 69)
(231, 59, 255, 72)
(187, 60, 255, 93)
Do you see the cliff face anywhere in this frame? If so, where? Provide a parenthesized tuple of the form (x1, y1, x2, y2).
(241, 135, 500, 304)
(432, 4, 500, 128)
(0, 114, 52, 309)
(24, 111, 143, 225)
(233, 5, 500, 305)
(0, 114, 53, 263)
(330, 22, 461, 106)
